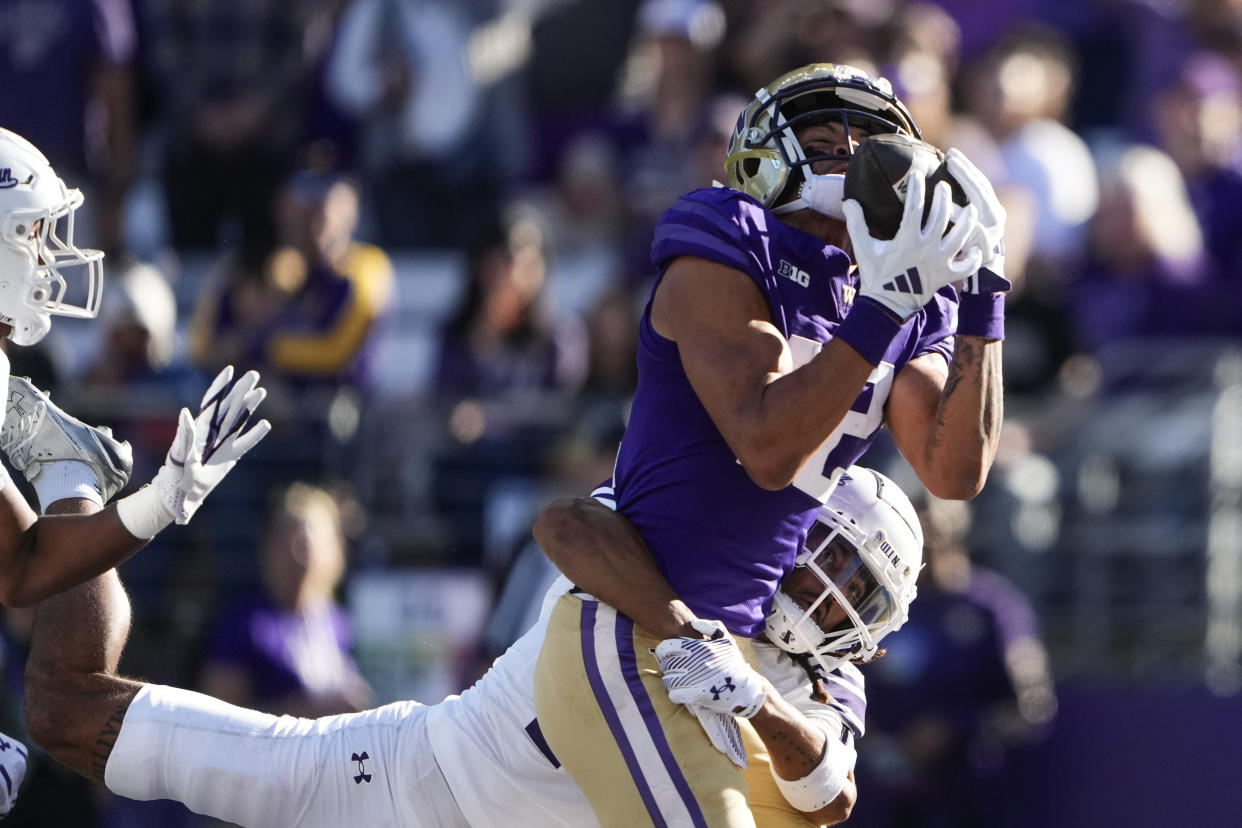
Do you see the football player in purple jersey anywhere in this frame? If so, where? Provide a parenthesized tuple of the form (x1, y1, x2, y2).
(532, 62, 1009, 826)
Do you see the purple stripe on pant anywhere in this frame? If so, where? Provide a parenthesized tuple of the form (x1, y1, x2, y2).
(614, 613, 710, 828)
(580, 601, 667, 827)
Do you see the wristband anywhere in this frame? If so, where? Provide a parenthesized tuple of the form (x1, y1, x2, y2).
(115, 482, 174, 540)
(32, 460, 103, 511)
(834, 296, 902, 365)
(957, 291, 1005, 340)
(770, 725, 857, 812)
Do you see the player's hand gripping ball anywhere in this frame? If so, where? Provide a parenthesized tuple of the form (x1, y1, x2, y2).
(844, 133, 967, 240)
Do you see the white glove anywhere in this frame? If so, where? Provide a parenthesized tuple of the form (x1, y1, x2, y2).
(116, 366, 272, 539)
(844, 171, 984, 319)
(0, 731, 27, 818)
(655, 619, 766, 718)
(945, 147, 1010, 293)
(688, 705, 749, 768)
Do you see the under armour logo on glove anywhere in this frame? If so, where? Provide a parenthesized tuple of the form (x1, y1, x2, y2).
(351, 751, 372, 784)
(710, 678, 736, 701)
(880, 267, 923, 295)
(655, 625, 766, 718)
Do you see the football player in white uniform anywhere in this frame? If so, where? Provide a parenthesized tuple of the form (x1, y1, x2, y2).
(0, 126, 272, 603)
(536, 468, 922, 827)
(19, 459, 921, 828)
(0, 126, 271, 815)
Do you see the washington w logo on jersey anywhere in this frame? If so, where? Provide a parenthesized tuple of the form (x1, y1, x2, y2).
(777, 259, 810, 287)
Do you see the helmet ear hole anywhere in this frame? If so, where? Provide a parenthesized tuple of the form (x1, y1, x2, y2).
(743, 158, 760, 177)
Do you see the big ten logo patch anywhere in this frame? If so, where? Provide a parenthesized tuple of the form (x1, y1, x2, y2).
(777, 259, 810, 287)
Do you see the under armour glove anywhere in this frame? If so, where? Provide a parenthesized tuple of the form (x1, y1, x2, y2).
(843, 172, 983, 321)
(945, 148, 1010, 339)
(688, 705, 749, 768)
(0, 731, 27, 818)
(655, 619, 767, 718)
(116, 366, 272, 539)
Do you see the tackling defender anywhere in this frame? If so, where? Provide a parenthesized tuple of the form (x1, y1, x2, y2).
(18, 461, 921, 828)
(536, 467, 924, 827)
(0, 126, 271, 814)
(533, 62, 1008, 826)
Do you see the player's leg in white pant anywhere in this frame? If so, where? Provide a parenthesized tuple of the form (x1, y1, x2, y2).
(105, 685, 468, 828)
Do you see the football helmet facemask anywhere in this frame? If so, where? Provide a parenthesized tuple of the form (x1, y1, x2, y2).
(766, 465, 923, 675)
(724, 63, 920, 218)
(0, 127, 103, 346)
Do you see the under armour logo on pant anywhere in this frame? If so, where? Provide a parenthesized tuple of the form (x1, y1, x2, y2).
(351, 751, 372, 784)
(710, 677, 736, 700)
(881, 267, 923, 294)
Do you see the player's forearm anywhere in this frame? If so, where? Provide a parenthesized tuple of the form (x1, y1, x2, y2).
(921, 336, 1003, 498)
(750, 688, 830, 782)
(534, 497, 699, 639)
(737, 337, 877, 490)
(751, 691, 858, 825)
(1, 505, 145, 607)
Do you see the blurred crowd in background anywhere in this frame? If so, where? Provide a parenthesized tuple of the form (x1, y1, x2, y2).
(2, 0, 1242, 825)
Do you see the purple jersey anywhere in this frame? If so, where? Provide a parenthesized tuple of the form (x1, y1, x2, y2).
(613, 187, 956, 636)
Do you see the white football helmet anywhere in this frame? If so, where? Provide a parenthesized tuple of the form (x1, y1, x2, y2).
(0, 127, 103, 345)
(766, 465, 923, 675)
(724, 63, 920, 218)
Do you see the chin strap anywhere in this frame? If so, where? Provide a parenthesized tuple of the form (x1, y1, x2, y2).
(771, 172, 846, 219)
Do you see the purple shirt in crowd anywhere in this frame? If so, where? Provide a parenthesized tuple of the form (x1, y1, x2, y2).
(863, 567, 1040, 741)
(0, 0, 135, 173)
(203, 592, 358, 706)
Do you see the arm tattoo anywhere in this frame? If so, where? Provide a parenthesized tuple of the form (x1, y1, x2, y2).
(929, 338, 999, 458)
(942, 338, 977, 402)
(90, 702, 128, 783)
(766, 728, 826, 776)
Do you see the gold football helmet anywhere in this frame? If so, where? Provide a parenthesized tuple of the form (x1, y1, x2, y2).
(724, 64, 920, 215)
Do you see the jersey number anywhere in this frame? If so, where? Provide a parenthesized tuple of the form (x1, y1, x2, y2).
(787, 335, 895, 502)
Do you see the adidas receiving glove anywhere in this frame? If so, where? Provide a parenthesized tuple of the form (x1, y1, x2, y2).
(116, 366, 272, 539)
(0, 731, 27, 818)
(844, 171, 983, 321)
(946, 148, 1010, 340)
(946, 147, 1007, 289)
